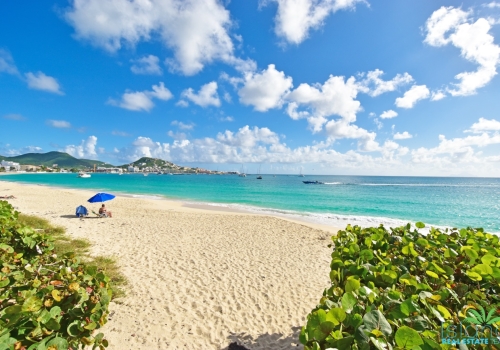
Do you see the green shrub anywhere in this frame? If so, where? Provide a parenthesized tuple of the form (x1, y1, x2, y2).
(0, 201, 111, 350)
(300, 223, 500, 350)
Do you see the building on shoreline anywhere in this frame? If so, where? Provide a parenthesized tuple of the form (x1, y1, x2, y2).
(0, 160, 21, 171)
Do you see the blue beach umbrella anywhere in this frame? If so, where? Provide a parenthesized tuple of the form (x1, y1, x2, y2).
(87, 192, 115, 203)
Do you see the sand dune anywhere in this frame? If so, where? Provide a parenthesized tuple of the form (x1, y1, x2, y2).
(0, 181, 337, 349)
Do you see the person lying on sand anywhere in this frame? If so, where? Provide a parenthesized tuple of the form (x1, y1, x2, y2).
(0, 195, 16, 199)
(99, 204, 112, 218)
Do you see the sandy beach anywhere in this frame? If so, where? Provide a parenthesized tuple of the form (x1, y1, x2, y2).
(0, 180, 339, 350)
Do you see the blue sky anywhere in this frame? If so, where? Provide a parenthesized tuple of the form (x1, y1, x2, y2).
(1, 0, 500, 176)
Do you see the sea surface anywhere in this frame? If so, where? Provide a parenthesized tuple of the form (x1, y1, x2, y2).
(1, 173, 500, 233)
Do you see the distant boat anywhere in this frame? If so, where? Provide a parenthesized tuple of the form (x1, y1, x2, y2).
(303, 180, 324, 184)
(239, 164, 246, 177)
(143, 173, 148, 177)
(77, 172, 91, 178)
(257, 164, 262, 179)
(299, 167, 305, 177)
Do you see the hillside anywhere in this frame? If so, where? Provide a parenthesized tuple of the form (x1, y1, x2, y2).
(0, 152, 111, 169)
(119, 157, 200, 172)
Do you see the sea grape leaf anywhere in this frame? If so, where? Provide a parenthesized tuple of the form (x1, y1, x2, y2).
(345, 278, 360, 293)
(395, 326, 424, 348)
(341, 292, 357, 313)
(400, 299, 418, 317)
(22, 296, 42, 312)
(416, 222, 425, 229)
(471, 264, 493, 276)
(363, 310, 392, 337)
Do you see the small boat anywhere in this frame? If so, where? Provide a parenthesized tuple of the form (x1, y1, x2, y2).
(143, 173, 148, 177)
(257, 175, 262, 180)
(78, 172, 91, 178)
(299, 167, 305, 177)
(303, 180, 324, 184)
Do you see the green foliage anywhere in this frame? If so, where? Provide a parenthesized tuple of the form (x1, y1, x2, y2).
(301, 223, 500, 350)
(0, 201, 111, 349)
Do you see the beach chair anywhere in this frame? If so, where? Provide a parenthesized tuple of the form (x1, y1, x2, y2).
(92, 210, 108, 218)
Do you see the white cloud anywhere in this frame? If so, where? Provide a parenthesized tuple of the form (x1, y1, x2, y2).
(360, 69, 413, 97)
(484, 2, 500, 9)
(64, 0, 254, 75)
(380, 110, 398, 119)
(238, 64, 293, 112)
(265, 0, 365, 44)
(424, 6, 500, 96)
(287, 75, 361, 126)
(219, 116, 234, 122)
(394, 131, 413, 140)
(112, 130, 131, 137)
(466, 117, 500, 133)
(109, 82, 173, 111)
(223, 92, 232, 103)
(395, 85, 430, 108)
(46, 120, 71, 128)
(64, 136, 98, 159)
(431, 90, 446, 101)
(25, 72, 63, 95)
(131, 55, 162, 75)
(167, 130, 188, 140)
(324, 119, 379, 151)
(181, 82, 220, 107)
(0, 50, 19, 75)
(373, 118, 383, 130)
(3, 114, 26, 121)
(0, 145, 43, 156)
(171, 120, 195, 130)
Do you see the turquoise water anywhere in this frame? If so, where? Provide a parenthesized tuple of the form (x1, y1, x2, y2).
(1, 173, 500, 232)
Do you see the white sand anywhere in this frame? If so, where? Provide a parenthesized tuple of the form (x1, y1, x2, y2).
(0, 181, 339, 350)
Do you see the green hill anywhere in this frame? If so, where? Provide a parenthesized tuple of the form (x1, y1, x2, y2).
(0, 152, 111, 169)
(119, 157, 200, 173)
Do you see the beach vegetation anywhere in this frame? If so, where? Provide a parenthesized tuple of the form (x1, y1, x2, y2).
(0, 200, 113, 349)
(300, 223, 500, 349)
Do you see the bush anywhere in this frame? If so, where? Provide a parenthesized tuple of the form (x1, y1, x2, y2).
(300, 223, 500, 350)
(0, 201, 112, 350)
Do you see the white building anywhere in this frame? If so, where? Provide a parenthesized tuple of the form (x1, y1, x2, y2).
(128, 165, 140, 172)
(0, 160, 20, 171)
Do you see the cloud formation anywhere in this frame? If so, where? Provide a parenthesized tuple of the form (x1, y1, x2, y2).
(380, 110, 398, 119)
(64, 136, 98, 159)
(25, 72, 63, 95)
(109, 82, 173, 111)
(131, 55, 163, 75)
(264, 0, 365, 44)
(424, 6, 500, 96)
(395, 85, 430, 108)
(181, 82, 220, 107)
(46, 120, 71, 128)
(238, 64, 293, 112)
(3, 114, 26, 121)
(360, 69, 413, 97)
(0, 50, 19, 75)
(394, 131, 412, 140)
(171, 120, 195, 130)
(64, 0, 254, 75)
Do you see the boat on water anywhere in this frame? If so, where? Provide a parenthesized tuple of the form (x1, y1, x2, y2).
(299, 167, 305, 177)
(77, 172, 91, 178)
(303, 180, 324, 184)
(143, 173, 148, 177)
(256, 164, 262, 179)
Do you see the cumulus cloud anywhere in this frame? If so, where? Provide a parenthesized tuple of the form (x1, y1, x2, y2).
(264, 0, 365, 44)
(394, 131, 413, 140)
(324, 119, 379, 151)
(64, 0, 254, 75)
(64, 136, 98, 159)
(466, 117, 500, 133)
(171, 120, 195, 130)
(380, 110, 398, 119)
(238, 64, 293, 112)
(424, 6, 500, 96)
(180, 82, 220, 107)
(431, 90, 446, 101)
(360, 69, 413, 97)
(131, 55, 162, 75)
(0, 145, 43, 156)
(3, 114, 26, 121)
(395, 85, 430, 108)
(46, 120, 71, 128)
(484, 2, 500, 8)
(25, 72, 63, 95)
(109, 82, 173, 111)
(0, 50, 19, 75)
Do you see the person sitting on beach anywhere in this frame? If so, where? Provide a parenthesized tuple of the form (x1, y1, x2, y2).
(99, 204, 112, 218)
(0, 195, 16, 199)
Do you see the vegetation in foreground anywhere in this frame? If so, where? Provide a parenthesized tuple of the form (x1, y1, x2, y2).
(0, 200, 125, 349)
(301, 223, 500, 350)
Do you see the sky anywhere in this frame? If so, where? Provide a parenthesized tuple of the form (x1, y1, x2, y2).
(1, 0, 500, 176)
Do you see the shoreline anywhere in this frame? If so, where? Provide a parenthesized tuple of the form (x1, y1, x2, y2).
(0, 175, 453, 234)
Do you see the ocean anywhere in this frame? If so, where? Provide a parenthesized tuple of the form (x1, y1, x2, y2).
(1, 173, 500, 233)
